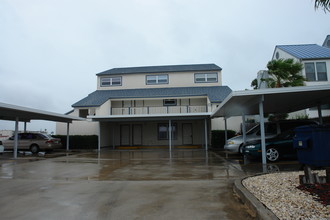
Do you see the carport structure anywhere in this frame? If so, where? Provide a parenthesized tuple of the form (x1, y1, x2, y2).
(0, 102, 84, 158)
(212, 84, 330, 165)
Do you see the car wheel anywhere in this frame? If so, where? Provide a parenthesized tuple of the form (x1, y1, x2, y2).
(30, 144, 40, 154)
(239, 145, 244, 154)
(266, 147, 280, 162)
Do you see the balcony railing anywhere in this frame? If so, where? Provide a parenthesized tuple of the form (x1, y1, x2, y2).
(111, 105, 208, 115)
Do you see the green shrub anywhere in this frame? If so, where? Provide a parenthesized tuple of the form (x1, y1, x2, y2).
(211, 130, 236, 149)
(53, 135, 98, 149)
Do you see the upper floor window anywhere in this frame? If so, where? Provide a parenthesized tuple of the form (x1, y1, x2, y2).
(305, 62, 328, 81)
(163, 99, 177, 106)
(100, 77, 122, 87)
(146, 74, 168, 85)
(195, 73, 218, 83)
(79, 109, 89, 118)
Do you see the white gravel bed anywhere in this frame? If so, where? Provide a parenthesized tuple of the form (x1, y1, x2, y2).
(242, 171, 330, 220)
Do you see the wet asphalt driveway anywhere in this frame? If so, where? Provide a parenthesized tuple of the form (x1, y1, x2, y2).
(0, 149, 301, 220)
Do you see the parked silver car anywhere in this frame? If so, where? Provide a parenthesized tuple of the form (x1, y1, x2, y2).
(2, 132, 62, 154)
(224, 120, 318, 154)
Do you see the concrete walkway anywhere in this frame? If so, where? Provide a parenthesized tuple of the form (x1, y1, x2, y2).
(0, 150, 257, 220)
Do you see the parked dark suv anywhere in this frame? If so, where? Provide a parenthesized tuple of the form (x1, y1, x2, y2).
(2, 133, 62, 154)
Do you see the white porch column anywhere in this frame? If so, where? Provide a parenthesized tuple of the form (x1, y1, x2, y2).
(66, 122, 70, 151)
(204, 118, 208, 151)
(169, 120, 172, 154)
(259, 95, 267, 165)
(14, 117, 19, 159)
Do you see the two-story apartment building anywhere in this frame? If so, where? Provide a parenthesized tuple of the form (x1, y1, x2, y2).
(271, 43, 330, 118)
(56, 64, 232, 149)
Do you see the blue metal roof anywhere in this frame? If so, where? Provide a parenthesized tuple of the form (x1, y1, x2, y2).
(276, 44, 330, 59)
(72, 86, 232, 107)
(96, 64, 222, 76)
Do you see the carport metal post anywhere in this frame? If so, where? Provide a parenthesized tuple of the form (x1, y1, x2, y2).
(98, 122, 101, 152)
(259, 95, 267, 165)
(14, 117, 19, 159)
(224, 117, 228, 158)
(224, 117, 228, 143)
(241, 114, 247, 148)
(66, 122, 70, 151)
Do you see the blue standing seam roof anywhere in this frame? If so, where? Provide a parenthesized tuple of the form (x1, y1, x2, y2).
(72, 86, 232, 107)
(96, 63, 222, 76)
(276, 44, 330, 59)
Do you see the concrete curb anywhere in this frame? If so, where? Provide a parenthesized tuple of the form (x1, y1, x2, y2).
(233, 178, 279, 220)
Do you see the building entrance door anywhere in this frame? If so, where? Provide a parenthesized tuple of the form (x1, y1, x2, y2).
(133, 124, 142, 146)
(182, 123, 193, 145)
(120, 125, 130, 146)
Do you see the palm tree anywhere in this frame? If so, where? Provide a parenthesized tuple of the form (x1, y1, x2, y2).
(314, 0, 330, 12)
(264, 59, 305, 88)
(250, 78, 258, 89)
(250, 59, 305, 120)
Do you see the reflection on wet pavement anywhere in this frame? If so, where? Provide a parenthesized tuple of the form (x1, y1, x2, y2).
(0, 149, 302, 181)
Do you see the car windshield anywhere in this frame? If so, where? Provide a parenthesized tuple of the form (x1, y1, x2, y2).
(38, 134, 52, 139)
(246, 125, 260, 135)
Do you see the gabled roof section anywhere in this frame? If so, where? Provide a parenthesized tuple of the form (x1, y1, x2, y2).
(72, 86, 232, 107)
(96, 64, 222, 76)
(276, 44, 330, 59)
(323, 35, 330, 48)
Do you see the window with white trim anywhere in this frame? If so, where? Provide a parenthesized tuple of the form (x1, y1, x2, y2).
(305, 62, 328, 81)
(146, 74, 168, 85)
(158, 123, 177, 140)
(194, 73, 218, 83)
(100, 77, 122, 87)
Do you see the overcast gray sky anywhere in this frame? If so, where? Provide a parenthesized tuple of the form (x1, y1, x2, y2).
(0, 0, 329, 133)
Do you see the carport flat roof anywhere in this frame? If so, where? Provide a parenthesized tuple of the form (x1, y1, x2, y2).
(0, 102, 84, 123)
(212, 84, 330, 118)
(89, 112, 211, 122)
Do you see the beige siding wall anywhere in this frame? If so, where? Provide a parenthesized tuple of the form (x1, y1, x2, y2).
(97, 71, 222, 90)
(97, 100, 111, 115)
(56, 120, 99, 135)
(211, 117, 242, 132)
(55, 109, 99, 135)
